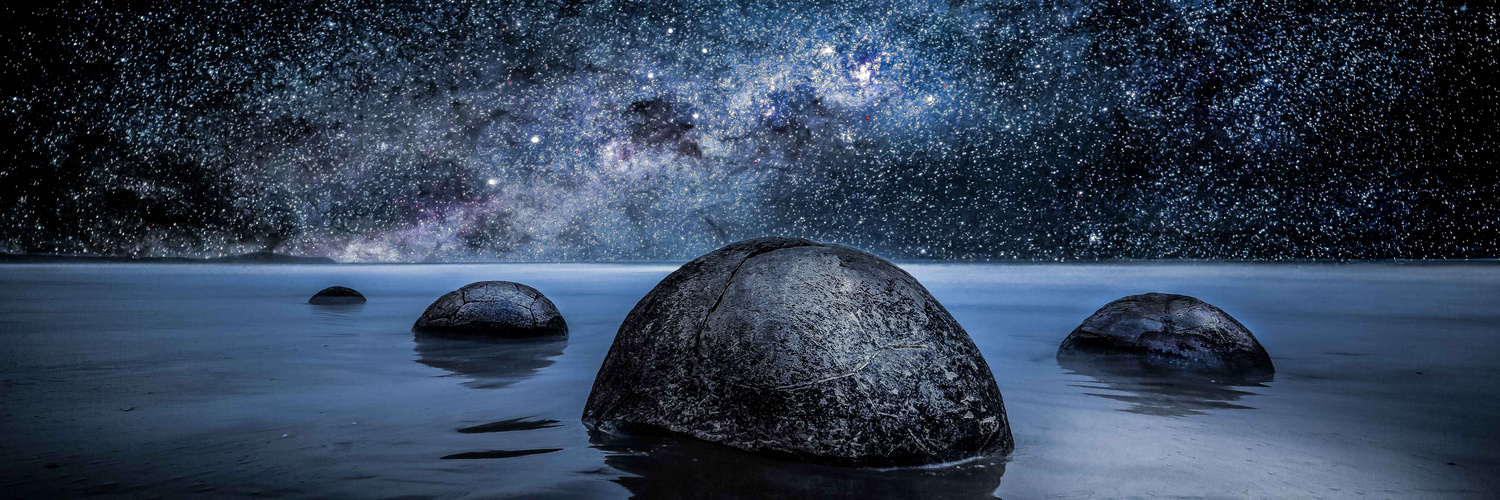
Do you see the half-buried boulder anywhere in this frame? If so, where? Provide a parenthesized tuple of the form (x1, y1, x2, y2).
(582, 237, 1012, 467)
(1057, 293, 1273, 374)
(308, 286, 366, 305)
(412, 281, 567, 338)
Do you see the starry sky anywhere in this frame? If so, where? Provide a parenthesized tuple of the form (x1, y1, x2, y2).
(3, 0, 1495, 261)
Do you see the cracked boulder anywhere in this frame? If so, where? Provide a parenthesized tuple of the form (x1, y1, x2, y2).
(1058, 293, 1273, 374)
(412, 281, 567, 338)
(308, 286, 366, 305)
(582, 237, 1012, 466)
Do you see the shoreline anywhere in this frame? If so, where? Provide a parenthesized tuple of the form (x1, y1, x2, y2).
(3, 253, 1496, 266)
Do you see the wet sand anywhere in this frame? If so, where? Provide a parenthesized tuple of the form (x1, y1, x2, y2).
(1, 263, 1497, 498)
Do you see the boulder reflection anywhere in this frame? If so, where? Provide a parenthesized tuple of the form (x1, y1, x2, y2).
(1058, 356, 1272, 417)
(596, 434, 1006, 499)
(309, 302, 365, 327)
(413, 334, 566, 389)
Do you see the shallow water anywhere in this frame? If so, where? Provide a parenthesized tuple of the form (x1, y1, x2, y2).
(1, 263, 1497, 498)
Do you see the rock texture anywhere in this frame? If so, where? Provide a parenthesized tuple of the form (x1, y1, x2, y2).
(1057, 293, 1273, 374)
(412, 281, 567, 338)
(308, 286, 365, 304)
(582, 237, 1012, 467)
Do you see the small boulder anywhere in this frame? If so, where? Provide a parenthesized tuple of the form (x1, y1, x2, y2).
(412, 281, 567, 338)
(583, 237, 1012, 467)
(308, 286, 366, 305)
(1057, 293, 1273, 374)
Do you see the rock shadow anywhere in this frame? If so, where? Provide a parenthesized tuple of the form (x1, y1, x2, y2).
(1058, 356, 1272, 417)
(440, 448, 563, 460)
(458, 417, 562, 434)
(413, 334, 566, 389)
(595, 434, 1006, 499)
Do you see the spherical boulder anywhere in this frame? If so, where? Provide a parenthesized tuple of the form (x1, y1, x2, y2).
(308, 286, 366, 305)
(1057, 293, 1273, 374)
(582, 237, 1012, 467)
(412, 281, 567, 338)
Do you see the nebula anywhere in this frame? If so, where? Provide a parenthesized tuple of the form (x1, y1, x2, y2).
(3, 0, 1494, 261)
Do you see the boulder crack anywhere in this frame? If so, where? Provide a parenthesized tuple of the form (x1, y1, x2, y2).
(692, 244, 807, 361)
(767, 344, 930, 391)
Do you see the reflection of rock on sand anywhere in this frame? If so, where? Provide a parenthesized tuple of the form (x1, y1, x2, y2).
(413, 335, 566, 389)
(597, 434, 1006, 500)
(309, 303, 365, 328)
(1058, 357, 1272, 417)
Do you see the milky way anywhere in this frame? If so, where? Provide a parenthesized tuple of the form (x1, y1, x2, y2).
(3, 0, 1495, 261)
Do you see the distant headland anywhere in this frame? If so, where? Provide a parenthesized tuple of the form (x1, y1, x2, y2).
(0, 251, 337, 265)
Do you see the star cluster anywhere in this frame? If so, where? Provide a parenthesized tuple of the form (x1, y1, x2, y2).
(3, 0, 1495, 261)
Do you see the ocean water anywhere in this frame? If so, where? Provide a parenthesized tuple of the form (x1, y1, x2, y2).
(1, 263, 1497, 498)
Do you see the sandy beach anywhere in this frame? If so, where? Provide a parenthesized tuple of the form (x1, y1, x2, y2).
(2, 262, 1497, 498)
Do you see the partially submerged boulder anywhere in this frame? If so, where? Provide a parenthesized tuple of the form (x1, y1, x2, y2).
(583, 237, 1012, 467)
(308, 286, 366, 305)
(1057, 293, 1273, 374)
(412, 281, 567, 338)
(600, 433, 1008, 499)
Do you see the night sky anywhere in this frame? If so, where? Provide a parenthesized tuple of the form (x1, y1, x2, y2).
(3, 0, 1495, 261)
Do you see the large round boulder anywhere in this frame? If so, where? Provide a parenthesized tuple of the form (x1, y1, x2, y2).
(582, 237, 1012, 467)
(308, 286, 366, 305)
(1057, 293, 1273, 374)
(412, 281, 567, 338)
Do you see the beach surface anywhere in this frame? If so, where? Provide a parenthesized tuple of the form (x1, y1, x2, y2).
(1, 262, 1497, 498)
